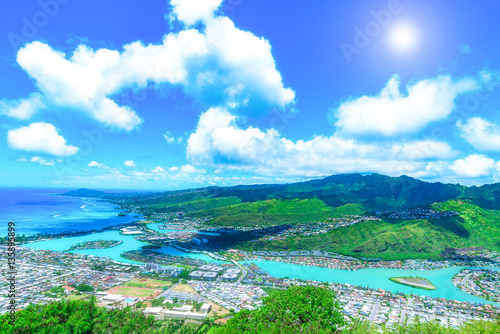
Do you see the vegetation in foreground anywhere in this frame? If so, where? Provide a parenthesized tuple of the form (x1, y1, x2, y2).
(2, 287, 499, 333)
(0, 296, 166, 333)
(212, 285, 345, 334)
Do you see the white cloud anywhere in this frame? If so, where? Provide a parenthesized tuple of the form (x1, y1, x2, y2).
(7, 122, 79, 156)
(457, 117, 500, 151)
(88, 161, 107, 168)
(163, 132, 176, 144)
(450, 154, 496, 178)
(152, 166, 165, 173)
(197, 15, 296, 109)
(333, 74, 478, 136)
(0, 93, 45, 120)
(16, 42, 143, 131)
(180, 164, 203, 173)
(170, 0, 223, 26)
(124, 160, 137, 167)
(31, 156, 55, 166)
(187, 107, 458, 177)
(16, 156, 28, 162)
(13, 2, 294, 131)
(169, 166, 179, 172)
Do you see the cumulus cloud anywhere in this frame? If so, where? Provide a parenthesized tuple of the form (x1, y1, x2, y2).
(333, 74, 478, 136)
(7, 122, 79, 156)
(151, 166, 165, 173)
(16, 156, 28, 162)
(124, 160, 137, 167)
(88, 161, 107, 168)
(0, 93, 45, 120)
(169, 166, 179, 172)
(457, 117, 500, 151)
(170, 0, 223, 26)
(180, 164, 199, 173)
(12, 0, 294, 131)
(31, 156, 55, 166)
(450, 154, 497, 178)
(17, 42, 143, 131)
(187, 107, 458, 177)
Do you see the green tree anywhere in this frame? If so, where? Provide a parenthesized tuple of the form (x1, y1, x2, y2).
(213, 285, 345, 334)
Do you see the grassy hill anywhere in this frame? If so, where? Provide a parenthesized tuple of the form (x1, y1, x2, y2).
(236, 199, 500, 260)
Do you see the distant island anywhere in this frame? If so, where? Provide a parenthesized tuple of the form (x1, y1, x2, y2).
(68, 239, 123, 250)
(389, 276, 437, 290)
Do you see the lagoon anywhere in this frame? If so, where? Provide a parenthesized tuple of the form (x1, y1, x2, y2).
(246, 260, 500, 305)
(23, 230, 224, 264)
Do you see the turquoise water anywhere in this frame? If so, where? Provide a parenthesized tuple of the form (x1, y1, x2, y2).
(24, 230, 223, 264)
(24, 230, 145, 264)
(246, 260, 500, 305)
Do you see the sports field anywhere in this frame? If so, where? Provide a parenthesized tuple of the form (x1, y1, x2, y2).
(108, 286, 160, 297)
(125, 278, 171, 289)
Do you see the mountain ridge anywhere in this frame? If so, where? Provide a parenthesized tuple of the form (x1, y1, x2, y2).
(65, 173, 479, 211)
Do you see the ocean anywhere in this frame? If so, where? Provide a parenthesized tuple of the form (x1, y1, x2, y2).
(0, 188, 142, 236)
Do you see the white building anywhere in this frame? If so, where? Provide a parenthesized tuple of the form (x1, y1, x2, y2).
(144, 307, 164, 315)
(200, 303, 212, 313)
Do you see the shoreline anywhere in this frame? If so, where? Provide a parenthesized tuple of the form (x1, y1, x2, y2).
(16, 220, 142, 245)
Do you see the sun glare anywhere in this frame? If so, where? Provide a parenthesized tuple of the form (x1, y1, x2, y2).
(387, 22, 419, 54)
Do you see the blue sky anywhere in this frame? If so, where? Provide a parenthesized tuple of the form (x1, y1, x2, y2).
(2, 0, 500, 189)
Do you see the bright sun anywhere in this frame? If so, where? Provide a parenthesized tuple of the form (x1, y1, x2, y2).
(387, 22, 419, 54)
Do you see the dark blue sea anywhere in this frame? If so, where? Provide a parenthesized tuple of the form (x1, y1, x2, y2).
(0, 188, 142, 236)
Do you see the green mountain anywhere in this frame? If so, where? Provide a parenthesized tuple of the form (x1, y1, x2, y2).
(64, 174, 500, 260)
(110, 173, 476, 221)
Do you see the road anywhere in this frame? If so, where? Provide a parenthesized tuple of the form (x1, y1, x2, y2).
(230, 259, 248, 284)
(368, 301, 380, 322)
(462, 273, 474, 291)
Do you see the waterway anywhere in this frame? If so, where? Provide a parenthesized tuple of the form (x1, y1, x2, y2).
(22, 229, 500, 305)
(23, 230, 224, 264)
(245, 260, 500, 305)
